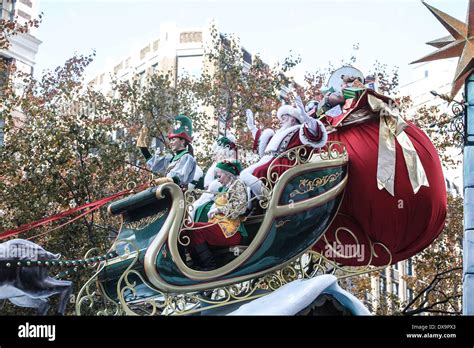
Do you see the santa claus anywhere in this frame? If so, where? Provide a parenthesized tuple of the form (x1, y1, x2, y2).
(240, 98, 328, 197)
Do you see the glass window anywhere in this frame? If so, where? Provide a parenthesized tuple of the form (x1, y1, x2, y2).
(392, 281, 399, 296)
(379, 275, 387, 293)
(139, 71, 146, 87)
(19, 0, 33, 8)
(242, 48, 252, 65)
(407, 288, 414, 302)
(405, 259, 413, 276)
(468, 79, 474, 105)
(467, 106, 474, 138)
(176, 55, 203, 80)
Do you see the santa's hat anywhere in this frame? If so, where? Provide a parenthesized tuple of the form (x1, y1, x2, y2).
(276, 105, 303, 123)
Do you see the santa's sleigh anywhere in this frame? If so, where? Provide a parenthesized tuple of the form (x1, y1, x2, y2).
(91, 142, 348, 309)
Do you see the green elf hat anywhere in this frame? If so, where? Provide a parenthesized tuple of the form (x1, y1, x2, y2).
(216, 160, 242, 176)
(168, 114, 193, 143)
(217, 135, 237, 150)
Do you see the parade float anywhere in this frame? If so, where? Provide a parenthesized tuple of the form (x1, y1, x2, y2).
(0, 65, 447, 316)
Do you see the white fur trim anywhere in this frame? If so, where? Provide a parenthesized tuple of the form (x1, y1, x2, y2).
(194, 165, 204, 180)
(299, 120, 328, 148)
(277, 105, 303, 123)
(208, 179, 222, 193)
(204, 163, 217, 188)
(265, 125, 301, 153)
(258, 129, 275, 157)
(240, 170, 264, 197)
(211, 143, 237, 162)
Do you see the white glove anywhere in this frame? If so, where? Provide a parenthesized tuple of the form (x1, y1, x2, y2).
(246, 109, 258, 138)
(295, 95, 319, 133)
(208, 206, 221, 219)
(295, 96, 311, 124)
(246, 109, 256, 130)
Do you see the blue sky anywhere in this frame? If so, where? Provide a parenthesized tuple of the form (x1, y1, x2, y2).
(35, 0, 469, 86)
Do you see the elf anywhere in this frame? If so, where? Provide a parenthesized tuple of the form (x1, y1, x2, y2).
(137, 114, 197, 188)
(182, 160, 248, 270)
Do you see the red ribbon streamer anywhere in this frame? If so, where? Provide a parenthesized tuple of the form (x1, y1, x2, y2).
(26, 205, 103, 242)
(0, 182, 150, 241)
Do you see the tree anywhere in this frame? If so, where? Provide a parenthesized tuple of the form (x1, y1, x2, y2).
(400, 194, 463, 315)
(189, 25, 301, 167)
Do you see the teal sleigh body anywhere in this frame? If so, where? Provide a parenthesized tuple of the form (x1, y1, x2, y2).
(96, 144, 349, 305)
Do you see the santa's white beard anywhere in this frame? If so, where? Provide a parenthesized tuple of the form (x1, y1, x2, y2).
(277, 121, 295, 133)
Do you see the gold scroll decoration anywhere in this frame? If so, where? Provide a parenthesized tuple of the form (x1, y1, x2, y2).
(123, 209, 168, 230)
(289, 171, 343, 198)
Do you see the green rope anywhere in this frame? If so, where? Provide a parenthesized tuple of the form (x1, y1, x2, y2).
(0, 250, 118, 272)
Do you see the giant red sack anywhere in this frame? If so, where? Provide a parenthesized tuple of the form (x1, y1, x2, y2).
(312, 116, 447, 266)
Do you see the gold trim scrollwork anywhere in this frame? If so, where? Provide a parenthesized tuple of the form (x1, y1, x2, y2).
(126, 181, 138, 191)
(78, 242, 391, 315)
(319, 142, 349, 161)
(145, 149, 348, 289)
(289, 171, 343, 198)
(315, 222, 393, 278)
(75, 247, 123, 316)
(115, 240, 163, 316)
(266, 146, 311, 187)
(123, 209, 168, 230)
(264, 142, 348, 205)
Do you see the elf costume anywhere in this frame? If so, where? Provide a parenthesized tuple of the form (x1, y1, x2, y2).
(138, 114, 197, 188)
(182, 160, 248, 270)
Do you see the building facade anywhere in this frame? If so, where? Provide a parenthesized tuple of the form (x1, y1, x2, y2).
(0, 0, 42, 145)
(365, 258, 415, 314)
(89, 20, 255, 147)
(89, 21, 252, 94)
(0, 0, 41, 77)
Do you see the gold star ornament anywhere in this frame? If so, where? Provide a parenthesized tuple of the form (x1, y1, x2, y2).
(411, 0, 474, 98)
